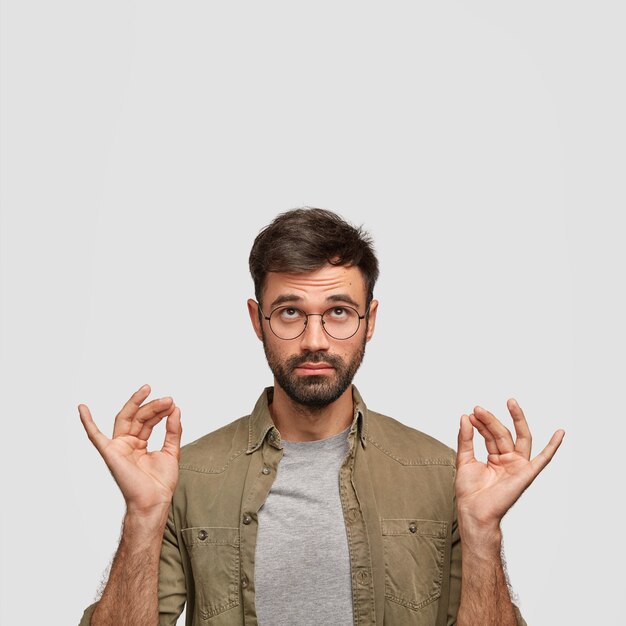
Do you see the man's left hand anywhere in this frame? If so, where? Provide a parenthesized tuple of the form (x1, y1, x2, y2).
(455, 399, 564, 535)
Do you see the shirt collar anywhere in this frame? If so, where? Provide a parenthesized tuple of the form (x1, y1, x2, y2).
(246, 385, 368, 453)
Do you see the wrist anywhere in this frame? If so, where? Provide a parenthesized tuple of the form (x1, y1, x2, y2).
(122, 508, 168, 547)
(457, 513, 503, 557)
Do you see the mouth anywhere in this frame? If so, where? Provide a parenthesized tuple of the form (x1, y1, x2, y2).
(293, 363, 336, 375)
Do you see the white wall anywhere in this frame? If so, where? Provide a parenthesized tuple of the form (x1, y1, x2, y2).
(1, 2, 623, 624)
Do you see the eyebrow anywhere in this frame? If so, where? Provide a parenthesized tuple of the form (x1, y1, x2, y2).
(269, 293, 362, 309)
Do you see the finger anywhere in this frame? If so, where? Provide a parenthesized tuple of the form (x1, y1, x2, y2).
(161, 406, 182, 460)
(508, 398, 532, 459)
(127, 397, 174, 437)
(78, 404, 110, 455)
(530, 429, 565, 477)
(468, 413, 500, 456)
(456, 414, 476, 467)
(112, 384, 152, 436)
(135, 406, 175, 441)
(473, 405, 515, 454)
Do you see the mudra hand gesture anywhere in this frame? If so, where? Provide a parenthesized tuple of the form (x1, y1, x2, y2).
(455, 398, 565, 532)
(78, 384, 182, 522)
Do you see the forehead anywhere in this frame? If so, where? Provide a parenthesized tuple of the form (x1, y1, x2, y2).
(262, 264, 366, 307)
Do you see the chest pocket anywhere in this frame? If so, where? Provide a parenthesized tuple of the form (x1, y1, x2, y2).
(381, 518, 447, 612)
(181, 527, 240, 620)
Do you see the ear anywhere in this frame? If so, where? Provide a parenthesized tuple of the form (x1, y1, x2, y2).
(365, 299, 379, 342)
(247, 299, 264, 341)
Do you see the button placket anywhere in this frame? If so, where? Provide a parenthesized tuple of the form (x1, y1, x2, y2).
(239, 433, 283, 619)
(340, 425, 376, 625)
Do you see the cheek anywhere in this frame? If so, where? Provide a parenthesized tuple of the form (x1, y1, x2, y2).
(264, 337, 293, 361)
(336, 340, 362, 360)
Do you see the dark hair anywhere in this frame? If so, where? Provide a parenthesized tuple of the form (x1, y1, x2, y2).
(249, 207, 379, 309)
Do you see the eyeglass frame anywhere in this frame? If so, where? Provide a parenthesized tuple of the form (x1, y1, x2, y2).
(256, 301, 369, 340)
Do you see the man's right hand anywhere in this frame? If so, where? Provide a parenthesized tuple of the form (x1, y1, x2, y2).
(78, 384, 182, 525)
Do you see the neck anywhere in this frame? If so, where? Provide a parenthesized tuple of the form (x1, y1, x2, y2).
(269, 383, 354, 442)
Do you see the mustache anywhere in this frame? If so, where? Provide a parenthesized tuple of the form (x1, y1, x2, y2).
(287, 352, 343, 370)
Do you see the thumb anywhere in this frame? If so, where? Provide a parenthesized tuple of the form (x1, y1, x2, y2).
(78, 404, 110, 455)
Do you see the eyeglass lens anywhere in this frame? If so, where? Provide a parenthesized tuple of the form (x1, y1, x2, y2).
(269, 306, 361, 340)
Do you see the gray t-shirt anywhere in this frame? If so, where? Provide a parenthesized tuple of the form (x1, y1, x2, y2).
(254, 426, 354, 626)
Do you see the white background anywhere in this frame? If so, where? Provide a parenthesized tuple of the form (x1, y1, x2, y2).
(1, 2, 624, 625)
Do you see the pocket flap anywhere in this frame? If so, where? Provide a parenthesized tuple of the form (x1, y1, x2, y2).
(381, 518, 447, 538)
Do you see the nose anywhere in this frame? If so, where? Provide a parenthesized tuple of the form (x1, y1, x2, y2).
(299, 314, 330, 352)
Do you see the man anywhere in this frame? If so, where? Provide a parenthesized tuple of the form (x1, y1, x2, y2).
(78, 208, 564, 625)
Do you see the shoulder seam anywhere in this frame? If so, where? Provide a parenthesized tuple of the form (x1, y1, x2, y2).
(365, 434, 455, 467)
(179, 446, 247, 474)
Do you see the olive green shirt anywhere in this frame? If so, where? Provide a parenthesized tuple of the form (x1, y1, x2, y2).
(79, 386, 526, 625)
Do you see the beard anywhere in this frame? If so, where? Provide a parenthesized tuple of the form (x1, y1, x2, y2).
(261, 330, 367, 408)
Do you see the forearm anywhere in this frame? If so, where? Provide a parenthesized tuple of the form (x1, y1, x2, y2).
(456, 525, 517, 626)
(91, 512, 166, 626)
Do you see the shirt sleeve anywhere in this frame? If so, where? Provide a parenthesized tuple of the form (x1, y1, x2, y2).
(77, 505, 186, 626)
(158, 503, 187, 625)
(513, 604, 528, 626)
(77, 602, 97, 626)
(446, 502, 462, 625)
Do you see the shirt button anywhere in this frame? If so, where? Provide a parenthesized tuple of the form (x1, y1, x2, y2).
(197, 530, 208, 541)
(243, 514, 252, 525)
(241, 575, 248, 589)
(346, 508, 358, 523)
(356, 569, 370, 585)
(409, 522, 417, 533)
(262, 466, 271, 475)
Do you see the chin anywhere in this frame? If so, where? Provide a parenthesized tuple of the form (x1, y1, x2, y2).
(283, 377, 350, 408)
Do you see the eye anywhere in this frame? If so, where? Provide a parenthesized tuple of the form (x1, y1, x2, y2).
(328, 307, 348, 319)
(278, 307, 303, 321)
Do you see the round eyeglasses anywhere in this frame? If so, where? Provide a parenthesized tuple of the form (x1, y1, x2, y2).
(258, 303, 367, 340)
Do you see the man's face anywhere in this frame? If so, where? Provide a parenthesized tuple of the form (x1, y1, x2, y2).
(247, 264, 378, 408)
